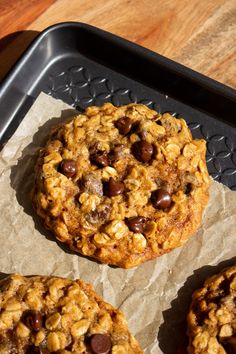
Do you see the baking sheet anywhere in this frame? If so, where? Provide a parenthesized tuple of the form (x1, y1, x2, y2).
(0, 92, 235, 353)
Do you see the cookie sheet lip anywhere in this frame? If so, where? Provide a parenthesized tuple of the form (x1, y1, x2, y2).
(187, 265, 236, 354)
(33, 103, 210, 268)
(0, 273, 143, 353)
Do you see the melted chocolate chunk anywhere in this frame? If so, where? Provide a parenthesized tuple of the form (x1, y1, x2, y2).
(103, 177, 124, 197)
(151, 189, 171, 209)
(109, 144, 124, 163)
(81, 173, 103, 196)
(90, 150, 109, 168)
(99, 205, 111, 220)
(85, 211, 101, 225)
(59, 159, 77, 178)
(115, 117, 132, 135)
(86, 205, 111, 225)
(90, 333, 112, 354)
(22, 310, 43, 332)
(126, 216, 146, 233)
(132, 141, 154, 163)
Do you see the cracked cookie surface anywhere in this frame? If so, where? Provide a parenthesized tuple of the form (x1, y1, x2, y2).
(0, 273, 143, 353)
(187, 265, 236, 354)
(33, 103, 210, 268)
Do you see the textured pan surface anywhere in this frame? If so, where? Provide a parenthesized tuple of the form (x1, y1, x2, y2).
(0, 22, 236, 189)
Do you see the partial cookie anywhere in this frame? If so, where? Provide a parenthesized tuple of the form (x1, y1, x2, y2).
(33, 103, 210, 268)
(187, 265, 236, 354)
(0, 273, 143, 353)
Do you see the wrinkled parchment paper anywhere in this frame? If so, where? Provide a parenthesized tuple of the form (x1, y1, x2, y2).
(0, 92, 236, 353)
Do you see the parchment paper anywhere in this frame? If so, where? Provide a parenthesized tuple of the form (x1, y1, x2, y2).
(0, 92, 235, 353)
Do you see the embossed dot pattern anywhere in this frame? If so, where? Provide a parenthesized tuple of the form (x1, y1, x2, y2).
(43, 65, 236, 191)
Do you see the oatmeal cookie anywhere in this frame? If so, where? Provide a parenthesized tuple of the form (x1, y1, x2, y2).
(33, 103, 210, 268)
(0, 273, 143, 353)
(187, 265, 236, 354)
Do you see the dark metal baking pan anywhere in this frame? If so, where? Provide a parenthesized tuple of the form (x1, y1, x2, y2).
(0, 22, 236, 189)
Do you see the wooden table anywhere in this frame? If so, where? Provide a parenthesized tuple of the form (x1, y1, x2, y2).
(0, 0, 236, 89)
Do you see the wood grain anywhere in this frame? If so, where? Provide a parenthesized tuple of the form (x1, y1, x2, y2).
(0, 0, 56, 39)
(0, 0, 236, 89)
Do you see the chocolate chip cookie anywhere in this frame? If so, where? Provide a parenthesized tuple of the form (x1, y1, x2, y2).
(187, 265, 236, 354)
(33, 103, 210, 268)
(0, 273, 143, 353)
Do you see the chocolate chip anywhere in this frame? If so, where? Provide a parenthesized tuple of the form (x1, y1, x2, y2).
(81, 173, 103, 196)
(90, 150, 109, 168)
(104, 177, 124, 197)
(151, 189, 171, 209)
(90, 333, 112, 354)
(115, 117, 132, 135)
(60, 159, 77, 178)
(132, 141, 154, 163)
(126, 216, 146, 233)
(222, 337, 236, 354)
(22, 310, 43, 332)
